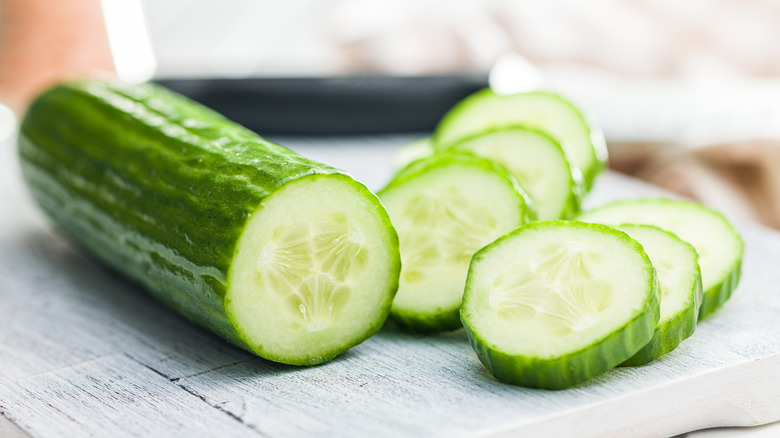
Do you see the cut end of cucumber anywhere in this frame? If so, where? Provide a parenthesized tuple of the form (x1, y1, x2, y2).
(380, 154, 533, 332)
(227, 174, 399, 365)
(462, 221, 659, 389)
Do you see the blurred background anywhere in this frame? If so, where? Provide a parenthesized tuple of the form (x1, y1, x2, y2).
(2, 0, 780, 228)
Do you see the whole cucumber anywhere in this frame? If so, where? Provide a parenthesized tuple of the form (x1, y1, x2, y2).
(19, 79, 400, 366)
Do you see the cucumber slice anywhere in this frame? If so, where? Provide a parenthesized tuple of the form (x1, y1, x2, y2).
(449, 126, 584, 220)
(379, 154, 535, 332)
(461, 221, 660, 389)
(392, 137, 434, 170)
(433, 89, 607, 190)
(579, 199, 743, 320)
(19, 79, 401, 366)
(616, 225, 703, 366)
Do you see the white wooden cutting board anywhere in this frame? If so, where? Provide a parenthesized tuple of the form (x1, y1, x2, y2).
(0, 135, 778, 438)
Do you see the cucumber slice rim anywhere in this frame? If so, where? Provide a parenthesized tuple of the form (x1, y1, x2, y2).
(379, 152, 536, 332)
(382, 152, 537, 220)
(432, 88, 608, 188)
(615, 223, 703, 366)
(447, 124, 585, 220)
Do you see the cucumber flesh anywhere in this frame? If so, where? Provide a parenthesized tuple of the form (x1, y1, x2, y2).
(616, 225, 702, 366)
(228, 174, 399, 364)
(392, 137, 434, 170)
(433, 89, 607, 190)
(579, 199, 743, 319)
(379, 154, 534, 332)
(450, 126, 583, 220)
(461, 221, 659, 389)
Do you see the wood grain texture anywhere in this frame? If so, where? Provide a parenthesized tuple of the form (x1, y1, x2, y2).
(0, 355, 259, 438)
(1, 135, 779, 438)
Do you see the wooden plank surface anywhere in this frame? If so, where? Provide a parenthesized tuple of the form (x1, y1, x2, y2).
(1, 134, 779, 438)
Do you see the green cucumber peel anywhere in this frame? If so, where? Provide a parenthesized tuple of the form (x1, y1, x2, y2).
(19, 78, 402, 366)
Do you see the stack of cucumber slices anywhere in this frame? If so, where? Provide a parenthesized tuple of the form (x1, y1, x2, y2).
(387, 88, 744, 389)
(21, 79, 744, 389)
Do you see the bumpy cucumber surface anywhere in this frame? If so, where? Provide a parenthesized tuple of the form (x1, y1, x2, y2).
(617, 225, 702, 366)
(461, 221, 659, 389)
(433, 89, 607, 190)
(379, 153, 534, 332)
(449, 126, 583, 220)
(18, 79, 401, 365)
(579, 199, 743, 320)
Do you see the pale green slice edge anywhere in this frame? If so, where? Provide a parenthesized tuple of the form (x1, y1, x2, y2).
(616, 224, 703, 366)
(433, 89, 608, 190)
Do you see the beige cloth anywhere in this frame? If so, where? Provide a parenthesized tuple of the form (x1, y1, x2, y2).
(610, 139, 780, 229)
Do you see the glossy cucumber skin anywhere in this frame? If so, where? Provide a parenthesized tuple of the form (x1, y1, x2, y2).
(18, 79, 351, 353)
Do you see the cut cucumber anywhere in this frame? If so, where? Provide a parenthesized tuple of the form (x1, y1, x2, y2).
(616, 225, 703, 366)
(449, 126, 583, 220)
(392, 136, 434, 170)
(433, 89, 607, 190)
(378, 154, 535, 332)
(18, 79, 401, 366)
(579, 199, 743, 320)
(461, 221, 659, 389)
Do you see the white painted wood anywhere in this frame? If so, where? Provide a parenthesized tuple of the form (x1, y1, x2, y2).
(1, 135, 779, 438)
(0, 355, 259, 438)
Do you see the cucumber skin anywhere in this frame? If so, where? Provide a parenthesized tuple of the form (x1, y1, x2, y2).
(622, 274, 702, 366)
(432, 89, 608, 190)
(381, 153, 536, 333)
(18, 79, 398, 365)
(699, 258, 741, 320)
(461, 221, 660, 390)
(390, 308, 462, 334)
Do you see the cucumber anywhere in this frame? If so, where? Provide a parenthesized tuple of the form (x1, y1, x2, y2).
(616, 225, 702, 366)
(579, 199, 743, 320)
(449, 126, 583, 220)
(433, 89, 607, 190)
(378, 154, 535, 332)
(392, 136, 434, 171)
(18, 79, 401, 366)
(461, 221, 660, 389)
